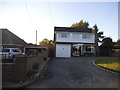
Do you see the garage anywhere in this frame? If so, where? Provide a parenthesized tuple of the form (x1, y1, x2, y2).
(56, 44, 71, 57)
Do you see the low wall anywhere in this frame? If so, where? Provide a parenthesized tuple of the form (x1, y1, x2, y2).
(26, 49, 48, 75)
(2, 48, 48, 83)
(2, 63, 15, 82)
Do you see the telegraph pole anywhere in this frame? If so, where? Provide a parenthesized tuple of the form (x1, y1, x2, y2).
(36, 30, 37, 45)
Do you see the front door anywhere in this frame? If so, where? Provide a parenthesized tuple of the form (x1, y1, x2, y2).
(72, 44, 82, 56)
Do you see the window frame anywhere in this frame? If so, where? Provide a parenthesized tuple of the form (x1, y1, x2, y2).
(82, 34, 91, 39)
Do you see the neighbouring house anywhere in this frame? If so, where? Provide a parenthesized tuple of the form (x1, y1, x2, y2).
(0, 28, 28, 52)
(112, 40, 120, 57)
(54, 27, 96, 57)
(1, 29, 49, 87)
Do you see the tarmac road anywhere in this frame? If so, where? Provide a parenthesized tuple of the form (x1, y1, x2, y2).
(26, 57, 119, 88)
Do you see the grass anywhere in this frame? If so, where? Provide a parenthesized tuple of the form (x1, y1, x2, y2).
(94, 59, 120, 73)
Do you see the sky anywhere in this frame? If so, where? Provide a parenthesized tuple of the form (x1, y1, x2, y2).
(0, 0, 119, 44)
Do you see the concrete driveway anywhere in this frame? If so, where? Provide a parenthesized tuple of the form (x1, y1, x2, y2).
(26, 57, 119, 88)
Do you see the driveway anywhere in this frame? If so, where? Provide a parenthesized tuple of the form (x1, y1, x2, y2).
(26, 57, 119, 88)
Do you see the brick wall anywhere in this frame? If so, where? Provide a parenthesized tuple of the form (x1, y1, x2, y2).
(26, 48, 48, 74)
(2, 63, 15, 82)
(14, 56, 27, 81)
(2, 47, 48, 82)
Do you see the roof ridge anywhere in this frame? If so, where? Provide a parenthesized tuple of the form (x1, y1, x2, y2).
(54, 27, 93, 33)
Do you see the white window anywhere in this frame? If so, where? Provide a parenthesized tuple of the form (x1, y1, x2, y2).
(58, 33, 70, 38)
(82, 34, 91, 39)
(61, 33, 67, 38)
(80, 34, 82, 38)
(82, 34, 86, 39)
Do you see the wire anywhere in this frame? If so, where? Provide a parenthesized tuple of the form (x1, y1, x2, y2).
(24, 0, 32, 23)
(48, 0, 54, 26)
(24, 0, 37, 44)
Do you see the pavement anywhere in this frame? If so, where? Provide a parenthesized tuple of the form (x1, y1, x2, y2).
(26, 57, 119, 88)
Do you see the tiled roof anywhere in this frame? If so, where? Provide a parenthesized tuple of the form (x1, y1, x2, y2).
(0, 28, 27, 47)
(54, 27, 93, 33)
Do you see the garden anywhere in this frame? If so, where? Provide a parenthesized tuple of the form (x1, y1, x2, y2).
(94, 59, 120, 73)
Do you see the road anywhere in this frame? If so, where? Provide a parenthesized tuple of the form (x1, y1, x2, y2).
(26, 57, 119, 88)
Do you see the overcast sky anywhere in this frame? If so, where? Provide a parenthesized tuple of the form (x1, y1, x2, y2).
(0, 0, 119, 44)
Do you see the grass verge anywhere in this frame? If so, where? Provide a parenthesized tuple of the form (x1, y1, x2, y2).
(94, 59, 120, 73)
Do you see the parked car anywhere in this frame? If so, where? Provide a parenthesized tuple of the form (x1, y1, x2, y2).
(0, 48, 21, 60)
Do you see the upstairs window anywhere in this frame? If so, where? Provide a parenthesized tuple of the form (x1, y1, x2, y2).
(61, 33, 67, 38)
(82, 34, 91, 39)
(80, 34, 82, 38)
(58, 33, 69, 38)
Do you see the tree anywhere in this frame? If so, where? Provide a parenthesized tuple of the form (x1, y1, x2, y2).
(92, 24, 104, 56)
(71, 20, 89, 29)
(39, 38, 54, 47)
(116, 39, 120, 45)
(39, 38, 55, 57)
(101, 37, 113, 47)
(100, 37, 113, 56)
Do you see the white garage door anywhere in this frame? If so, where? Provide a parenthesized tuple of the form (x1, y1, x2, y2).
(56, 44, 71, 57)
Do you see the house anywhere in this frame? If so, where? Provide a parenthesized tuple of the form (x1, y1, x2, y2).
(54, 27, 96, 57)
(0, 28, 28, 52)
(112, 40, 120, 57)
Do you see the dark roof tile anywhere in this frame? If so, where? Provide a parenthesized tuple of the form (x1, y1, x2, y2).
(54, 27, 92, 33)
(0, 29, 27, 47)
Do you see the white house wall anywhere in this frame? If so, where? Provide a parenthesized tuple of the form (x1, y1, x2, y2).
(56, 32, 95, 43)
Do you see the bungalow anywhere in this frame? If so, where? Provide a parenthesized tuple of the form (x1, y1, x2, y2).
(0, 28, 28, 52)
(54, 27, 96, 57)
